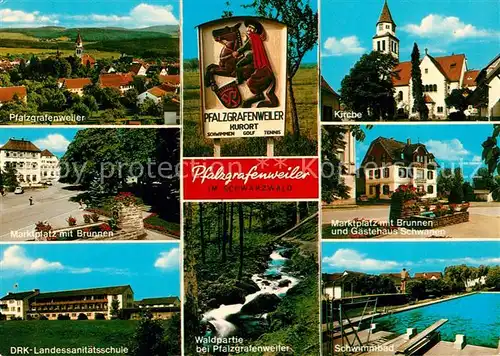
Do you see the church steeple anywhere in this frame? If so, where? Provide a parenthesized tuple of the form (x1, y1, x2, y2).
(75, 31, 84, 58)
(377, 0, 396, 27)
(372, 0, 399, 60)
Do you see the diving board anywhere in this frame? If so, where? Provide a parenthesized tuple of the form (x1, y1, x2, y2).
(395, 319, 448, 355)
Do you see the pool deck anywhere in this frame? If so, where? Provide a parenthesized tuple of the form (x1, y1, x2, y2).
(425, 341, 498, 356)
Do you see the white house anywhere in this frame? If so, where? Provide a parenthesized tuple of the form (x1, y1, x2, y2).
(130, 63, 147, 76)
(465, 276, 487, 290)
(361, 137, 438, 200)
(40, 149, 60, 182)
(477, 54, 500, 119)
(58, 78, 92, 96)
(137, 87, 168, 105)
(0, 139, 60, 187)
(373, 1, 479, 119)
(0, 290, 40, 320)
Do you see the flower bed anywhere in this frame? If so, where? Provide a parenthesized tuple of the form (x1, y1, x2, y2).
(407, 211, 469, 229)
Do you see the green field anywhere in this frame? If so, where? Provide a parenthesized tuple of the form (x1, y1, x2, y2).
(0, 47, 120, 59)
(183, 66, 318, 157)
(0, 26, 179, 59)
(0, 320, 141, 354)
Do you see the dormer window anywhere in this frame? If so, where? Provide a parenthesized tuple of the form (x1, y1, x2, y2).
(450, 63, 456, 68)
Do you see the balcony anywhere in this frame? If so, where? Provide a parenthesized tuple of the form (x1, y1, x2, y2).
(31, 298, 108, 307)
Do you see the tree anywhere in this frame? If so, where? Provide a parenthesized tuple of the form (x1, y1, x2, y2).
(237, 203, 244, 280)
(341, 51, 397, 120)
(110, 299, 120, 319)
(222, 0, 234, 18)
(130, 313, 168, 356)
(133, 76, 148, 94)
(473, 167, 498, 198)
(446, 88, 471, 121)
(322, 126, 366, 203)
(410, 43, 428, 120)
(243, 0, 318, 137)
(406, 280, 426, 300)
(1, 165, 18, 188)
(462, 182, 475, 202)
(228, 202, 234, 252)
(77, 313, 88, 320)
(486, 266, 500, 290)
(221, 202, 228, 262)
(82, 95, 99, 114)
(122, 88, 139, 110)
(437, 168, 463, 200)
(482, 125, 500, 176)
(71, 102, 91, 118)
(199, 202, 206, 263)
(101, 88, 123, 110)
(449, 168, 464, 203)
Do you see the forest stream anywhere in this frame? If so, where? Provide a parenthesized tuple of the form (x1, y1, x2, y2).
(202, 246, 300, 338)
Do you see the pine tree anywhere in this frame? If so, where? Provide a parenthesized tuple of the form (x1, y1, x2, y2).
(411, 43, 429, 120)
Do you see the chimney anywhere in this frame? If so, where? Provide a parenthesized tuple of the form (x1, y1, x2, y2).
(407, 138, 411, 145)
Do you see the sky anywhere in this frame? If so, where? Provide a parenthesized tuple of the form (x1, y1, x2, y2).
(321, 0, 500, 90)
(0, 0, 179, 28)
(355, 124, 493, 182)
(0, 128, 79, 158)
(322, 241, 500, 274)
(0, 243, 181, 299)
(182, 0, 318, 63)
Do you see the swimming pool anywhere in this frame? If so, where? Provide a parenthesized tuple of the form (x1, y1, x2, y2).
(376, 293, 500, 348)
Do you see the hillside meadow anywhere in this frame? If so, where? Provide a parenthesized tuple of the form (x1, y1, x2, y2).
(0, 320, 138, 353)
(183, 65, 318, 157)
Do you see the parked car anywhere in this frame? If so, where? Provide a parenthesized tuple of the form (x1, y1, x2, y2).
(14, 187, 24, 194)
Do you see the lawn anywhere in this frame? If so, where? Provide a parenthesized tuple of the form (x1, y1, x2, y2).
(0, 47, 120, 60)
(183, 66, 318, 157)
(0, 320, 139, 353)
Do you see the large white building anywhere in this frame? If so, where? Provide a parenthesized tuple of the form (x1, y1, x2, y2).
(0, 139, 59, 186)
(361, 137, 439, 200)
(373, 1, 481, 119)
(0, 290, 40, 320)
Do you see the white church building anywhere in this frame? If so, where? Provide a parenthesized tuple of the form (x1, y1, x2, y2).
(373, 0, 489, 119)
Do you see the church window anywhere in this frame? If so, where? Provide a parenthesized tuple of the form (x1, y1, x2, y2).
(377, 41, 381, 51)
(386, 25, 390, 29)
(437, 106, 444, 113)
(425, 68, 428, 74)
(379, 24, 383, 30)
(398, 91, 403, 101)
(382, 41, 386, 51)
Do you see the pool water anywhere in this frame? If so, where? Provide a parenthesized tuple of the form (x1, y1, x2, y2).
(376, 293, 500, 348)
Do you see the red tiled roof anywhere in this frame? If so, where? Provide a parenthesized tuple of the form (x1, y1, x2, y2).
(147, 86, 168, 98)
(462, 70, 479, 88)
(321, 76, 339, 97)
(81, 54, 96, 66)
(1, 139, 41, 152)
(159, 74, 180, 85)
(159, 83, 178, 93)
(414, 272, 442, 280)
(61, 78, 92, 90)
(0, 86, 27, 102)
(424, 94, 434, 103)
(392, 61, 411, 86)
(377, 0, 396, 25)
(429, 54, 466, 82)
(41, 149, 55, 157)
(99, 73, 134, 88)
(130, 63, 145, 75)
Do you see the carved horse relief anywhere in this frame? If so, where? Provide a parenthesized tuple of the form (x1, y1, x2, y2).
(204, 20, 279, 109)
